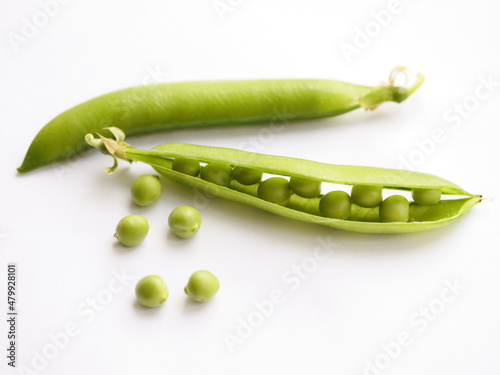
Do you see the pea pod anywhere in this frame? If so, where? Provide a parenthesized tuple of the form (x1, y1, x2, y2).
(18, 67, 424, 173)
(85, 129, 481, 234)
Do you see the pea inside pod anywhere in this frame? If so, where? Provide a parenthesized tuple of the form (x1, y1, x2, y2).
(87, 130, 481, 234)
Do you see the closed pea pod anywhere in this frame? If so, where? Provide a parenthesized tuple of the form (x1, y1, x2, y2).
(18, 68, 424, 173)
(88, 130, 482, 234)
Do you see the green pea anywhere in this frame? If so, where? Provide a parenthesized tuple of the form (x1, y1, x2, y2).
(319, 191, 351, 219)
(351, 185, 383, 208)
(172, 157, 201, 177)
(233, 166, 263, 185)
(135, 275, 169, 308)
(412, 188, 441, 205)
(379, 195, 409, 222)
(201, 162, 233, 187)
(131, 174, 162, 206)
(168, 206, 202, 238)
(257, 177, 292, 206)
(114, 215, 149, 246)
(290, 176, 322, 198)
(184, 270, 220, 302)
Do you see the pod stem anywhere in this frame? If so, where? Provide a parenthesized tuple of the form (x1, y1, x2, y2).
(359, 67, 425, 110)
(84, 127, 135, 174)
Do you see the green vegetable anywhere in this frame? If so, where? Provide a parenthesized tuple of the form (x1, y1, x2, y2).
(379, 195, 410, 222)
(351, 185, 383, 208)
(412, 188, 441, 205)
(135, 275, 169, 308)
(114, 214, 149, 246)
(257, 177, 292, 206)
(131, 174, 162, 206)
(233, 166, 263, 185)
(168, 206, 202, 238)
(200, 162, 233, 187)
(18, 68, 424, 173)
(172, 157, 201, 177)
(319, 191, 352, 219)
(290, 176, 322, 198)
(87, 129, 481, 234)
(184, 270, 220, 302)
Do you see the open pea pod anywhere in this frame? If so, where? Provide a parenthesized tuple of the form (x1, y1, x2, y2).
(89, 133, 481, 234)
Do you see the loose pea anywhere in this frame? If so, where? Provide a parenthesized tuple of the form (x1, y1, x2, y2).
(290, 176, 322, 198)
(319, 191, 351, 219)
(172, 157, 201, 177)
(114, 215, 149, 246)
(233, 166, 263, 185)
(201, 162, 233, 187)
(168, 206, 202, 238)
(379, 195, 409, 222)
(184, 270, 220, 302)
(131, 175, 162, 206)
(412, 188, 441, 205)
(135, 275, 169, 308)
(351, 185, 383, 208)
(258, 177, 292, 206)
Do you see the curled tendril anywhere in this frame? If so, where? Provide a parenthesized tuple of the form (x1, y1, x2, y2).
(388, 66, 410, 87)
(85, 127, 134, 174)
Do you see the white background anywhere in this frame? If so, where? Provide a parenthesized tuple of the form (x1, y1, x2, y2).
(1, 0, 499, 374)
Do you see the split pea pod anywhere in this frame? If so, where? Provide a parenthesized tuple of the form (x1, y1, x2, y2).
(85, 129, 481, 234)
(18, 68, 424, 173)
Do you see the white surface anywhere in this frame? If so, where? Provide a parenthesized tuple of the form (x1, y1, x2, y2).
(1, 1, 499, 374)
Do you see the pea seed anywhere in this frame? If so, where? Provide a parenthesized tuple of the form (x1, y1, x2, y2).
(201, 162, 233, 187)
(290, 176, 321, 198)
(114, 215, 149, 246)
(258, 177, 292, 206)
(379, 195, 409, 222)
(351, 185, 383, 208)
(319, 191, 351, 219)
(131, 174, 162, 206)
(233, 166, 263, 185)
(168, 205, 202, 238)
(184, 270, 220, 302)
(412, 188, 441, 205)
(172, 157, 201, 177)
(135, 275, 169, 308)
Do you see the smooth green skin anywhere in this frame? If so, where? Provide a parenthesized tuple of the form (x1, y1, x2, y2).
(290, 176, 322, 198)
(18, 73, 424, 173)
(184, 270, 220, 302)
(258, 177, 292, 206)
(201, 162, 233, 187)
(233, 166, 263, 185)
(379, 195, 410, 223)
(319, 191, 352, 219)
(172, 157, 200, 177)
(351, 185, 383, 208)
(168, 206, 202, 238)
(114, 215, 149, 246)
(131, 175, 162, 206)
(135, 275, 169, 308)
(114, 143, 480, 233)
(412, 188, 441, 205)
